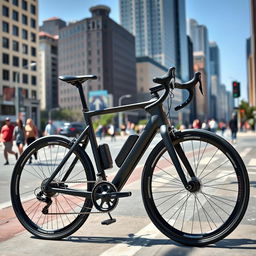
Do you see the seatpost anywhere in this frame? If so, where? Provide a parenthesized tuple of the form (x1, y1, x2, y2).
(75, 83, 88, 112)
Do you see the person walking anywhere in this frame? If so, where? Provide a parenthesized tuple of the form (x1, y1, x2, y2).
(25, 118, 38, 164)
(0, 117, 18, 165)
(229, 114, 238, 144)
(108, 124, 116, 142)
(13, 119, 25, 156)
(44, 120, 57, 136)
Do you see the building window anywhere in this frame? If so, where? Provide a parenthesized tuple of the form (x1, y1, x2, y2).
(13, 25, 19, 36)
(22, 29, 28, 39)
(12, 10, 19, 21)
(31, 32, 36, 42)
(3, 37, 9, 48)
(3, 53, 9, 64)
(3, 6, 9, 17)
(31, 76, 36, 85)
(31, 90, 37, 99)
(3, 70, 10, 81)
(22, 14, 28, 25)
(22, 58, 28, 67)
(13, 0, 19, 6)
(22, 43, 28, 54)
(22, 73, 28, 84)
(31, 4, 36, 14)
(31, 18, 36, 28)
(12, 40, 19, 51)
(13, 56, 19, 67)
(2, 21, 9, 33)
(13, 71, 20, 82)
(31, 47, 36, 56)
(22, 0, 27, 10)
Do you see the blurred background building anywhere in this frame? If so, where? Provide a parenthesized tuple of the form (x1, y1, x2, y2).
(39, 17, 66, 111)
(0, 0, 40, 126)
(248, 0, 256, 106)
(58, 5, 137, 110)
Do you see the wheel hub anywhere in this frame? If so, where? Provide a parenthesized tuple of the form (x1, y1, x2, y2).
(187, 179, 201, 193)
(41, 178, 59, 197)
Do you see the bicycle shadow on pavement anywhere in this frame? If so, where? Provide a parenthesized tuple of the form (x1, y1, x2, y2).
(35, 234, 256, 248)
(63, 234, 174, 247)
(206, 238, 256, 249)
(31, 235, 256, 251)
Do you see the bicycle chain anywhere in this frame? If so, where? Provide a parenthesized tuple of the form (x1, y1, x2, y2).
(43, 179, 112, 215)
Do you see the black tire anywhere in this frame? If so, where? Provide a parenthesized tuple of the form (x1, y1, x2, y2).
(11, 136, 96, 239)
(142, 129, 249, 246)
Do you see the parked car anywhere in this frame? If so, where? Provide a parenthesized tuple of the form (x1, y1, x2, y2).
(52, 120, 66, 134)
(59, 122, 85, 138)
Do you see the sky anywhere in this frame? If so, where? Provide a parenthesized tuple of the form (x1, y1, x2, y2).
(39, 0, 251, 100)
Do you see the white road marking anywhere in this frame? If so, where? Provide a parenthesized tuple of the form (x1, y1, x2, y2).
(240, 147, 252, 158)
(248, 158, 256, 166)
(99, 222, 160, 256)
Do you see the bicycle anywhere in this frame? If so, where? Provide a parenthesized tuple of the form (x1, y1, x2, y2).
(11, 67, 249, 246)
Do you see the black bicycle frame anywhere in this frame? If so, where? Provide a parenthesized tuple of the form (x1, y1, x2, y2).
(45, 83, 196, 197)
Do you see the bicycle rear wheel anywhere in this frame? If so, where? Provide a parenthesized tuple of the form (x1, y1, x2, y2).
(142, 129, 249, 246)
(11, 136, 95, 239)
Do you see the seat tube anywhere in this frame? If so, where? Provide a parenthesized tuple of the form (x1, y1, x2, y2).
(75, 83, 89, 112)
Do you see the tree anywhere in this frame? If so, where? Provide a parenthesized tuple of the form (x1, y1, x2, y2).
(239, 100, 256, 128)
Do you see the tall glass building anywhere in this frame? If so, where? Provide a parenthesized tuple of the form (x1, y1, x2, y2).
(188, 19, 211, 117)
(120, 0, 189, 81)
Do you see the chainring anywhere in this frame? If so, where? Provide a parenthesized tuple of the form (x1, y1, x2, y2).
(91, 181, 119, 212)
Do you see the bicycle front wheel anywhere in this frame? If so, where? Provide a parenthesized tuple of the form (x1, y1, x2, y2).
(142, 129, 249, 246)
(11, 136, 96, 239)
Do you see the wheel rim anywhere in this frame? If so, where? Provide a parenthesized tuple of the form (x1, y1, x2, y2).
(147, 135, 245, 239)
(13, 140, 92, 234)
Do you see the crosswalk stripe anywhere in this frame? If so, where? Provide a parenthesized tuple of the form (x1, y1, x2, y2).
(240, 147, 252, 158)
(99, 223, 160, 256)
(248, 158, 256, 166)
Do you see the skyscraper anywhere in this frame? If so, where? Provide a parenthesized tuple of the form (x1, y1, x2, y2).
(0, 0, 40, 126)
(120, 0, 189, 81)
(209, 41, 221, 120)
(188, 19, 211, 117)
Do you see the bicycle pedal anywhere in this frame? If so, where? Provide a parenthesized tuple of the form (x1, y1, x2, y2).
(101, 218, 116, 225)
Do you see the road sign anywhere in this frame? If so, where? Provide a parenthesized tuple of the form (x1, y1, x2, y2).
(89, 90, 109, 110)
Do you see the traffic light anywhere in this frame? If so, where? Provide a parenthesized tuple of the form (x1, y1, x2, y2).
(232, 81, 240, 98)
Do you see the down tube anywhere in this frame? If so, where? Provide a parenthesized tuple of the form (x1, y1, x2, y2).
(112, 115, 159, 191)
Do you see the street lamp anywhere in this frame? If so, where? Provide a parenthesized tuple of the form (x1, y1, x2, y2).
(15, 62, 37, 120)
(118, 94, 132, 131)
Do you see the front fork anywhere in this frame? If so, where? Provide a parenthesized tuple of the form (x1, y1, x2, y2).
(159, 125, 196, 190)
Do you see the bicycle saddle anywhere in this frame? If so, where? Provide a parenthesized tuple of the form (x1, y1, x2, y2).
(59, 75, 97, 85)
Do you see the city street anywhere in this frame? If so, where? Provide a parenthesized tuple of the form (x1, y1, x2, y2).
(0, 131, 256, 256)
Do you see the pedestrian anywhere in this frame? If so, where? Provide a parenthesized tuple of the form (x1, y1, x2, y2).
(108, 124, 116, 142)
(13, 119, 25, 156)
(219, 121, 227, 136)
(0, 117, 18, 165)
(209, 118, 218, 133)
(25, 118, 38, 164)
(44, 120, 57, 136)
(229, 114, 238, 144)
(192, 119, 201, 129)
(96, 125, 103, 140)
